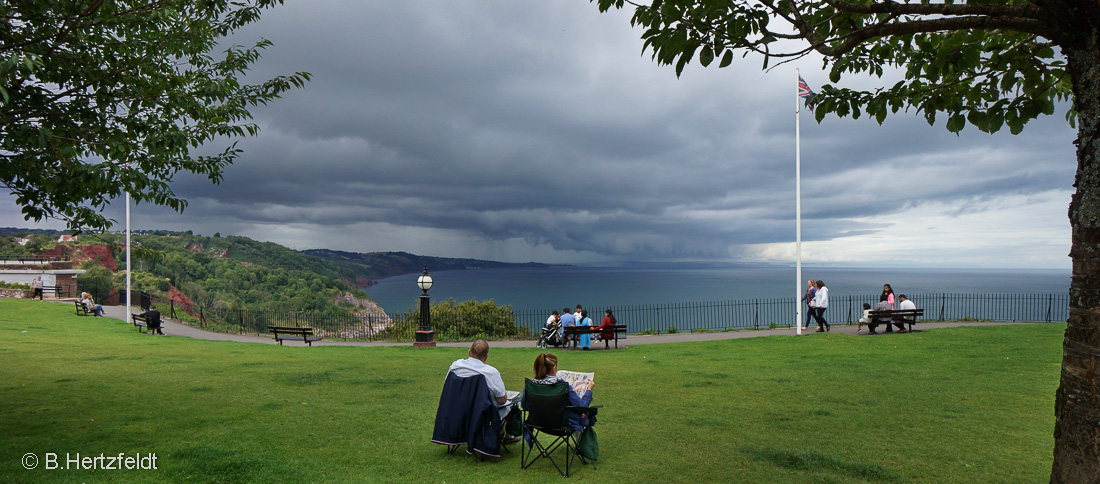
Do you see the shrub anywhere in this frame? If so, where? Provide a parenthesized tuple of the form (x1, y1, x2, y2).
(667, 325, 678, 334)
(376, 298, 529, 341)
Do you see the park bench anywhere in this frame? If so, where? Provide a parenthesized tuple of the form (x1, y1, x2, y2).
(563, 324, 628, 349)
(74, 300, 91, 316)
(268, 326, 323, 346)
(131, 313, 156, 334)
(867, 308, 924, 333)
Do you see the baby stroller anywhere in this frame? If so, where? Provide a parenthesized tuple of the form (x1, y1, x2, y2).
(537, 319, 564, 348)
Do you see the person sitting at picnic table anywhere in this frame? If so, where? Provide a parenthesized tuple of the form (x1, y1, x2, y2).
(135, 305, 165, 335)
(81, 292, 105, 317)
(525, 353, 594, 431)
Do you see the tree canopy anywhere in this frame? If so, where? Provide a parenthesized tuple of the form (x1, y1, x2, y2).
(592, 1, 1098, 482)
(0, 0, 310, 232)
(595, 0, 1074, 133)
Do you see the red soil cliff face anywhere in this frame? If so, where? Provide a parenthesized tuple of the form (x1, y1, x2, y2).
(40, 244, 118, 271)
(166, 286, 196, 315)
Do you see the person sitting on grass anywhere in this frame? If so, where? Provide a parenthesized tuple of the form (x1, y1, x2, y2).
(135, 305, 164, 335)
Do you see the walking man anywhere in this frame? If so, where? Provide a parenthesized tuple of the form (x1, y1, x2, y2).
(31, 276, 44, 300)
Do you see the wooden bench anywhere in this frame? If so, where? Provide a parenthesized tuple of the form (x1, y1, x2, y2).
(866, 308, 924, 333)
(74, 300, 91, 316)
(131, 313, 157, 334)
(268, 326, 323, 346)
(563, 324, 628, 349)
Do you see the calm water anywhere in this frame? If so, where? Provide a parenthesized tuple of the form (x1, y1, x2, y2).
(362, 264, 1070, 313)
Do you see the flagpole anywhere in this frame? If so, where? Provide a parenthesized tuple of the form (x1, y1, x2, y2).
(125, 190, 131, 325)
(795, 69, 803, 336)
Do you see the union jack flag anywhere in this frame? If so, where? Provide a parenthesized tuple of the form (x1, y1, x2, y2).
(798, 75, 815, 111)
(797, 75, 813, 98)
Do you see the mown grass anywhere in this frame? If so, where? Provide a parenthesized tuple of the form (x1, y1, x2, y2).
(0, 298, 1060, 483)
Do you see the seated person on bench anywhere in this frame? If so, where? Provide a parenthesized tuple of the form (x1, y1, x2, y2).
(559, 308, 577, 347)
(890, 294, 916, 333)
(135, 306, 165, 335)
(865, 295, 891, 334)
(595, 309, 617, 342)
(81, 293, 105, 317)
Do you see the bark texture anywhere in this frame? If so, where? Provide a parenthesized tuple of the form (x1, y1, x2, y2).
(1054, 1, 1100, 481)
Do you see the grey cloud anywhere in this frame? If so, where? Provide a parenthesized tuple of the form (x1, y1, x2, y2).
(8, 0, 1077, 266)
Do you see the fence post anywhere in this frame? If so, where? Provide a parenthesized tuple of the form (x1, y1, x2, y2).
(939, 293, 945, 321)
(1047, 294, 1052, 323)
(847, 296, 852, 323)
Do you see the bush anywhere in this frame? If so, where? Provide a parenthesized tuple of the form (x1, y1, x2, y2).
(667, 325, 678, 334)
(377, 298, 529, 341)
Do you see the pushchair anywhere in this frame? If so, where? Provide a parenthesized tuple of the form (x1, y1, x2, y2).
(537, 320, 564, 348)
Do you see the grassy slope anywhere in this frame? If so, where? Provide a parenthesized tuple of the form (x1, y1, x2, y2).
(0, 299, 1059, 483)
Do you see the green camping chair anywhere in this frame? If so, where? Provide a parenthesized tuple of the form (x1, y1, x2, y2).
(520, 378, 600, 477)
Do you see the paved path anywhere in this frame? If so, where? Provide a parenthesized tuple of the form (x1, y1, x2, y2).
(80, 300, 1043, 349)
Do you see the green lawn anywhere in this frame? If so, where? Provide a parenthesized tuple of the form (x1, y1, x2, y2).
(0, 298, 1060, 483)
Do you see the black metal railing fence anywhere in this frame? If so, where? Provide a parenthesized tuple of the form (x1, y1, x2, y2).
(110, 292, 1070, 342)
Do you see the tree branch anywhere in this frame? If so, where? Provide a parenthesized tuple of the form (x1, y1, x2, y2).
(824, 0, 1044, 19)
(813, 16, 1050, 57)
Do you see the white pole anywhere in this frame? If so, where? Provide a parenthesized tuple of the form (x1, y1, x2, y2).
(125, 191, 132, 324)
(795, 69, 803, 335)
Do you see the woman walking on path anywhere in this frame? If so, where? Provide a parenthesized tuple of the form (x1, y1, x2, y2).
(578, 310, 593, 350)
(881, 284, 896, 309)
(802, 279, 817, 331)
(811, 280, 830, 332)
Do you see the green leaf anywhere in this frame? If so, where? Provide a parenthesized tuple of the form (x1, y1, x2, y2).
(699, 46, 714, 67)
(946, 113, 965, 133)
(719, 50, 733, 68)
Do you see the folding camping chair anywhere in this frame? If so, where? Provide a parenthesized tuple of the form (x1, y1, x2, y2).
(520, 378, 600, 477)
(431, 372, 505, 459)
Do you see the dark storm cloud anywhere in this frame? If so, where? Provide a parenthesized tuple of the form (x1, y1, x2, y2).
(9, 0, 1076, 266)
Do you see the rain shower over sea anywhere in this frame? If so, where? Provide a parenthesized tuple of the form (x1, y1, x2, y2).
(362, 263, 1070, 314)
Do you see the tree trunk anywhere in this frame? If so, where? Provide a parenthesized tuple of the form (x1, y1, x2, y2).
(1053, 10, 1100, 482)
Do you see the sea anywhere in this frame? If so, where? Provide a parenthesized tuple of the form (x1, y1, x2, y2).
(361, 263, 1071, 314)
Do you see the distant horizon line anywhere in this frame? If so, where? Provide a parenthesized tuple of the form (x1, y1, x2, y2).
(2, 226, 1070, 272)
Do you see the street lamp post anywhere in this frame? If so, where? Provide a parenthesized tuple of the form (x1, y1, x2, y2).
(414, 265, 436, 347)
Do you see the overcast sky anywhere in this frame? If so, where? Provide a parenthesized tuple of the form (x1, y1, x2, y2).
(1, 1, 1077, 268)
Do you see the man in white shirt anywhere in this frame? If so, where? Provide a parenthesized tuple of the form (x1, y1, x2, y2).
(892, 294, 917, 333)
(448, 340, 510, 418)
